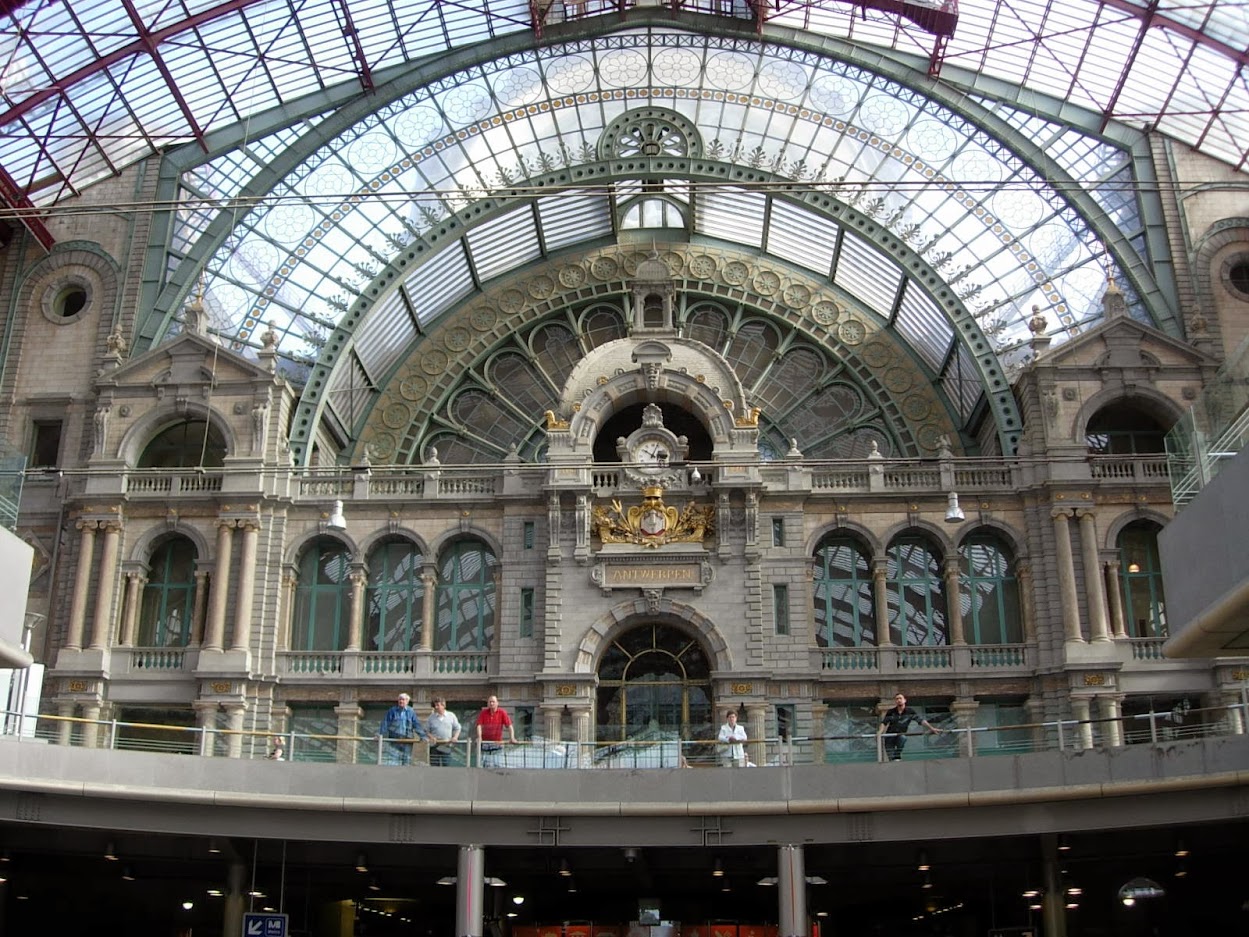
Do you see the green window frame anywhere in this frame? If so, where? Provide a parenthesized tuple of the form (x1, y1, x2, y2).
(434, 538, 498, 651)
(138, 537, 197, 647)
(523, 520, 535, 549)
(1118, 522, 1168, 638)
(366, 540, 424, 651)
(813, 535, 875, 647)
(773, 583, 790, 635)
(886, 535, 947, 646)
(292, 540, 352, 650)
(771, 517, 785, 546)
(959, 534, 1021, 644)
(519, 586, 535, 638)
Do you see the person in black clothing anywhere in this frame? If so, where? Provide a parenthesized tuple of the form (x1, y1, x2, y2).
(877, 692, 941, 761)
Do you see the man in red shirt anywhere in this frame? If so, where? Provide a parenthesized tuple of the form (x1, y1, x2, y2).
(475, 695, 515, 768)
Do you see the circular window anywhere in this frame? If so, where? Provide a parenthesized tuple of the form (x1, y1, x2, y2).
(1220, 253, 1249, 301)
(39, 273, 95, 324)
(54, 284, 88, 318)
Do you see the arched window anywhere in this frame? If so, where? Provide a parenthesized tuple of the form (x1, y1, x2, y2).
(596, 623, 713, 745)
(138, 419, 227, 467)
(366, 540, 425, 651)
(1118, 521, 1168, 638)
(1085, 403, 1168, 454)
(813, 535, 875, 647)
(292, 540, 352, 650)
(959, 534, 1021, 644)
(138, 537, 197, 647)
(434, 539, 498, 651)
(886, 535, 947, 646)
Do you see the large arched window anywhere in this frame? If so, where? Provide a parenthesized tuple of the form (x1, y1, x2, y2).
(959, 533, 1022, 644)
(1085, 402, 1168, 454)
(138, 537, 197, 647)
(434, 539, 498, 651)
(366, 540, 425, 651)
(1118, 521, 1168, 638)
(596, 623, 713, 745)
(291, 540, 352, 650)
(813, 534, 875, 647)
(886, 535, 947, 646)
(138, 419, 227, 467)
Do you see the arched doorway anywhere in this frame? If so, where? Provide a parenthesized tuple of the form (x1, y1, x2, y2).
(596, 623, 713, 747)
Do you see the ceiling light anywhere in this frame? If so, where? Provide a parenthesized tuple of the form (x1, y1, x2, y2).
(1174, 862, 1188, 879)
(506, 912, 519, 919)
(712, 858, 724, 877)
(436, 876, 456, 886)
(1118, 876, 1165, 905)
(944, 492, 965, 523)
(248, 889, 266, 898)
(1022, 889, 1041, 898)
(567, 879, 577, 894)
(917, 850, 930, 872)
(1174, 839, 1189, 858)
(368, 879, 381, 893)
(354, 853, 368, 873)
(207, 838, 221, 855)
(327, 500, 347, 531)
(1066, 886, 1082, 896)
(558, 859, 572, 877)
(757, 876, 778, 886)
(1057, 834, 1071, 852)
(206, 889, 224, 897)
(121, 866, 136, 882)
(104, 842, 118, 862)
(805, 875, 828, 885)
(182, 901, 194, 911)
(921, 873, 933, 890)
(485, 877, 507, 887)
(512, 896, 525, 906)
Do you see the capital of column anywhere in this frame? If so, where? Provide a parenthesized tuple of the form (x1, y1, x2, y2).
(1050, 507, 1073, 521)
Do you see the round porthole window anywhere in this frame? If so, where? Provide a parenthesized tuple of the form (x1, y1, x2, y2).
(54, 283, 88, 318)
(1221, 253, 1249, 301)
(39, 272, 95, 324)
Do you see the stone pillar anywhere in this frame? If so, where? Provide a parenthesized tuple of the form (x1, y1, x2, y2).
(950, 697, 979, 757)
(194, 701, 218, 757)
(420, 565, 437, 652)
(1051, 509, 1083, 642)
(1040, 833, 1068, 937)
(190, 569, 210, 646)
(223, 702, 247, 759)
(1099, 694, 1124, 747)
(119, 569, 145, 647)
(88, 521, 122, 649)
(455, 844, 485, 937)
(347, 565, 367, 652)
(1219, 690, 1245, 735)
(1076, 510, 1110, 642)
(746, 702, 768, 767)
(1105, 557, 1127, 638)
(943, 558, 965, 645)
(278, 566, 298, 651)
(574, 708, 592, 769)
(872, 560, 892, 646)
(56, 700, 75, 746)
(777, 844, 807, 937)
(1024, 695, 1047, 755)
(336, 703, 362, 765)
(1016, 560, 1036, 643)
(64, 521, 98, 650)
(223, 860, 246, 937)
(1070, 696, 1093, 750)
(542, 704, 563, 744)
(80, 701, 102, 749)
(203, 521, 235, 652)
(230, 521, 260, 651)
(810, 701, 828, 765)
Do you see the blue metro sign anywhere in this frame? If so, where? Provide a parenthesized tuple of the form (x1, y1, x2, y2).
(242, 911, 288, 937)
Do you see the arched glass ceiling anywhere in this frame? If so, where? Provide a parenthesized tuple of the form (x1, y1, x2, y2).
(1, 1, 1246, 207)
(156, 29, 1169, 386)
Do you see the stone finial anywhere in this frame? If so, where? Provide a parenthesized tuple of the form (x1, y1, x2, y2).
(105, 326, 128, 356)
(1028, 305, 1047, 335)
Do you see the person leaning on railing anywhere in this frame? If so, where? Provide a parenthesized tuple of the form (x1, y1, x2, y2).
(426, 697, 461, 767)
(475, 694, 515, 768)
(378, 692, 426, 766)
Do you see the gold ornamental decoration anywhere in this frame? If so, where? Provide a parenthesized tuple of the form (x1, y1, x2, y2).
(592, 487, 715, 548)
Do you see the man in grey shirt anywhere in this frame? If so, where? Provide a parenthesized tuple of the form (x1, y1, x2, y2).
(426, 697, 461, 766)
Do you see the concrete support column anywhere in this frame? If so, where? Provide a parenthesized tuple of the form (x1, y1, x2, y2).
(88, 521, 122, 649)
(943, 558, 965, 645)
(56, 700, 75, 746)
(223, 860, 246, 937)
(1076, 510, 1110, 641)
(420, 565, 437, 652)
(347, 565, 366, 652)
(1051, 510, 1083, 642)
(455, 844, 485, 937)
(1070, 696, 1094, 750)
(1016, 560, 1036, 643)
(223, 702, 247, 759)
(1105, 557, 1127, 638)
(119, 569, 145, 647)
(204, 521, 235, 652)
(190, 569, 210, 646)
(64, 521, 97, 650)
(777, 844, 807, 937)
(230, 521, 260, 651)
(1099, 694, 1125, 747)
(80, 701, 102, 749)
(746, 702, 768, 768)
(872, 560, 892, 646)
(1040, 833, 1068, 937)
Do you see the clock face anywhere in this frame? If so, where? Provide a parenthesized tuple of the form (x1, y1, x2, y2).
(634, 439, 670, 470)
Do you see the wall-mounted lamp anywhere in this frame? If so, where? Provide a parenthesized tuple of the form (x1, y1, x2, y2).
(327, 500, 348, 531)
(944, 492, 965, 523)
(1127, 561, 1141, 573)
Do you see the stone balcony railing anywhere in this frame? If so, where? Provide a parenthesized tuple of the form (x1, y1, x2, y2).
(277, 649, 492, 679)
(815, 643, 1032, 674)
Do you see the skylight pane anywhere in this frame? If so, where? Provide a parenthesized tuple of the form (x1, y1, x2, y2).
(834, 232, 901, 319)
(536, 193, 613, 252)
(354, 290, 418, 381)
(465, 205, 542, 284)
(893, 282, 953, 373)
(766, 199, 837, 276)
(402, 243, 475, 326)
(940, 342, 982, 421)
(695, 188, 766, 249)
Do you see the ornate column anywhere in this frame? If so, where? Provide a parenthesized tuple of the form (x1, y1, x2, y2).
(1016, 560, 1036, 643)
(88, 520, 122, 649)
(1076, 509, 1110, 641)
(809, 701, 828, 765)
(230, 520, 260, 651)
(64, 521, 98, 650)
(203, 521, 235, 652)
(1098, 694, 1124, 747)
(278, 565, 299, 652)
(573, 708, 592, 769)
(542, 704, 563, 745)
(223, 702, 247, 759)
(347, 565, 367, 652)
(56, 700, 76, 746)
(118, 568, 146, 647)
(872, 559, 892, 646)
(193, 701, 218, 757)
(420, 564, 437, 652)
(943, 558, 965, 645)
(746, 702, 768, 768)
(1051, 509, 1083, 642)
(1105, 557, 1127, 638)
(80, 701, 102, 749)
(455, 844, 485, 937)
(950, 697, 980, 757)
(777, 844, 807, 937)
(336, 702, 362, 765)
(1069, 696, 1093, 750)
(190, 569, 210, 646)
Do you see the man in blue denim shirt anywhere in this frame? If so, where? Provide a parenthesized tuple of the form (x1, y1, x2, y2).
(378, 692, 426, 765)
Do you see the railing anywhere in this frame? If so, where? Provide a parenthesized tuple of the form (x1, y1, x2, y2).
(276, 650, 491, 677)
(118, 647, 189, 671)
(1088, 455, 1170, 481)
(6, 705, 1244, 767)
(817, 643, 1031, 672)
(1126, 636, 1167, 661)
(282, 652, 343, 674)
(126, 470, 224, 495)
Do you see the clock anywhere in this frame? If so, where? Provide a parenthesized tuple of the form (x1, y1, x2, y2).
(615, 404, 689, 485)
(631, 435, 671, 473)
